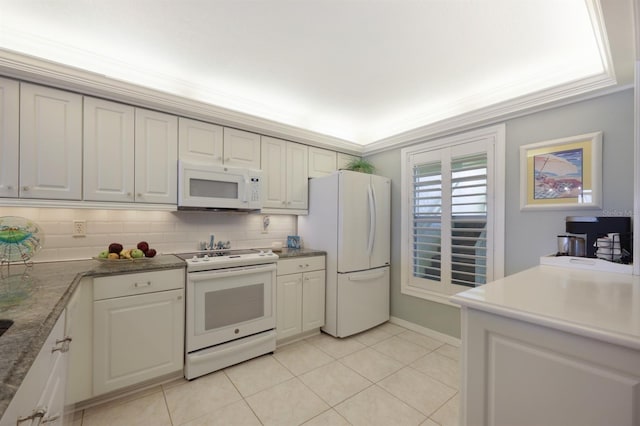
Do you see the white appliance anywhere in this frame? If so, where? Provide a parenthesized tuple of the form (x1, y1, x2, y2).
(178, 161, 262, 211)
(299, 170, 391, 337)
(179, 249, 279, 380)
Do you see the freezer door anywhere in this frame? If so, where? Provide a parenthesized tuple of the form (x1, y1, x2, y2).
(337, 171, 372, 272)
(370, 175, 391, 268)
(336, 267, 390, 337)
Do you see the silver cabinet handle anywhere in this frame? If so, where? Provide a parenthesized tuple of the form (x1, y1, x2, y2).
(52, 336, 72, 353)
(137, 193, 142, 197)
(134, 281, 152, 288)
(22, 186, 29, 191)
(17, 407, 46, 423)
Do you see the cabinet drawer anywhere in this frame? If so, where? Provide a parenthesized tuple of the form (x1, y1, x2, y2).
(93, 268, 184, 300)
(277, 256, 325, 276)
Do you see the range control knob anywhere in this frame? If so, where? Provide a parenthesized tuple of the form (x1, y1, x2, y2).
(203, 255, 210, 261)
(191, 256, 199, 262)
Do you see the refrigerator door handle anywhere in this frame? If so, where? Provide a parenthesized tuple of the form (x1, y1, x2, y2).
(348, 269, 386, 281)
(367, 183, 376, 257)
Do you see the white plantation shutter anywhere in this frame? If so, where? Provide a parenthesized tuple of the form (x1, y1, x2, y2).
(450, 153, 488, 287)
(402, 125, 504, 301)
(412, 161, 443, 282)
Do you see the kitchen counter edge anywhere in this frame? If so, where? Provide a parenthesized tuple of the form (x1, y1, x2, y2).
(271, 248, 326, 259)
(450, 265, 640, 351)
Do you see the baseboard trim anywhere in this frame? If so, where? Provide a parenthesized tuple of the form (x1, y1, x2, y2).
(390, 316, 461, 347)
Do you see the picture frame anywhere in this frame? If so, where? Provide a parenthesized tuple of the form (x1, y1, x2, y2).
(287, 235, 301, 249)
(519, 131, 602, 211)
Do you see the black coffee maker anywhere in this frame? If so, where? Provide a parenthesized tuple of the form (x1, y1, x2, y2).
(564, 216, 632, 260)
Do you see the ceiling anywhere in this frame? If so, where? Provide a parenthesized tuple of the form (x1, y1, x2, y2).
(0, 0, 635, 150)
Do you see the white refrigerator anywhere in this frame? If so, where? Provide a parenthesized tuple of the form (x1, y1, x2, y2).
(298, 170, 390, 337)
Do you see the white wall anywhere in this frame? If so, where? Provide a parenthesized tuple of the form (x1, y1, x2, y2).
(0, 207, 296, 262)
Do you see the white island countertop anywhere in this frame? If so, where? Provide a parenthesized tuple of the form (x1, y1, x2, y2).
(450, 265, 640, 351)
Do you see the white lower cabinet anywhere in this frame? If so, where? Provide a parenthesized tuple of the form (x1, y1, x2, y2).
(276, 256, 325, 342)
(0, 311, 69, 426)
(92, 269, 184, 396)
(65, 278, 93, 406)
(461, 307, 640, 426)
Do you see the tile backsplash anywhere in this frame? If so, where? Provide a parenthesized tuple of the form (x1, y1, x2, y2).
(1, 207, 297, 262)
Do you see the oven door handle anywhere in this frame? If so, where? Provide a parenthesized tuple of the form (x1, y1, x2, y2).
(189, 263, 276, 281)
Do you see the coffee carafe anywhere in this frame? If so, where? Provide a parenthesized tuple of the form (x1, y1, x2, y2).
(557, 234, 586, 257)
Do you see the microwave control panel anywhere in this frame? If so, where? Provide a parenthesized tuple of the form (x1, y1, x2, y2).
(250, 177, 261, 202)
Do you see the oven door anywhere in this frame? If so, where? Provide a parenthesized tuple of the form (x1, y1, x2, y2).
(186, 263, 276, 353)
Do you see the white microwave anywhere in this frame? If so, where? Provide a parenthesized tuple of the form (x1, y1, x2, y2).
(178, 161, 262, 211)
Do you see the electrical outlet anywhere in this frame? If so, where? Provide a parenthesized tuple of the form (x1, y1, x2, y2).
(262, 215, 270, 234)
(73, 220, 86, 237)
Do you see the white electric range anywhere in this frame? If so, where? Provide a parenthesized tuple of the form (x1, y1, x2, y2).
(176, 249, 279, 380)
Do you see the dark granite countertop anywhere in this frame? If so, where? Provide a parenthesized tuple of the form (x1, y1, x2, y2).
(271, 248, 326, 259)
(0, 255, 185, 420)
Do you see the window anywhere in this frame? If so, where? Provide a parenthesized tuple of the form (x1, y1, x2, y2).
(401, 125, 505, 305)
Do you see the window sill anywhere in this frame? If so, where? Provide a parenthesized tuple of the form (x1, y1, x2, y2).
(400, 284, 462, 308)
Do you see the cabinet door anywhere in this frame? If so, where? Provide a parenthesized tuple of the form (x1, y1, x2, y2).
(308, 147, 336, 178)
(261, 136, 287, 209)
(286, 142, 308, 210)
(302, 269, 325, 331)
(223, 128, 261, 169)
(20, 83, 82, 200)
(0, 312, 66, 426)
(276, 274, 303, 341)
(134, 108, 178, 204)
(337, 153, 358, 171)
(84, 97, 135, 202)
(93, 289, 184, 395)
(0, 77, 19, 198)
(463, 308, 640, 426)
(178, 117, 223, 165)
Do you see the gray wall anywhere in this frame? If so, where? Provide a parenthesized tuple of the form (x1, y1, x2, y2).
(367, 88, 634, 338)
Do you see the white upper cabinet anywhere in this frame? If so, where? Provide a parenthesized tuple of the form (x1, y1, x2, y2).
(308, 147, 337, 178)
(83, 97, 135, 202)
(223, 128, 261, 169)
(20, 83, 82, 200)
(261, 136, 308, 211)
(0, 78, 19, 198)
(286, 142, 308, 210)
(135, 108, 178, 204)
(337, 153, 359, 171)
(178, 117, 223, 165)
(262, 136, 287, 207)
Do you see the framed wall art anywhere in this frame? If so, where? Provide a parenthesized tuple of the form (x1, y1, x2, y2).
(519, 131, 602, 211)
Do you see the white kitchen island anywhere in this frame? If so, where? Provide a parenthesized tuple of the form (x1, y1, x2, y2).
(451, 265, 640, 426)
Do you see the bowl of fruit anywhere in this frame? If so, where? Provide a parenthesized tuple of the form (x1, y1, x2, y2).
(94, 241, 157, 261)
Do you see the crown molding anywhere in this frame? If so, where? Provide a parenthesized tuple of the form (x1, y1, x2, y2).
(363, 73, 625, 156)
(0, 48, 364, 155)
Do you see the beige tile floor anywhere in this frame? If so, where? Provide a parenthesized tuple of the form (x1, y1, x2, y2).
(73, 322, 460, 426)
